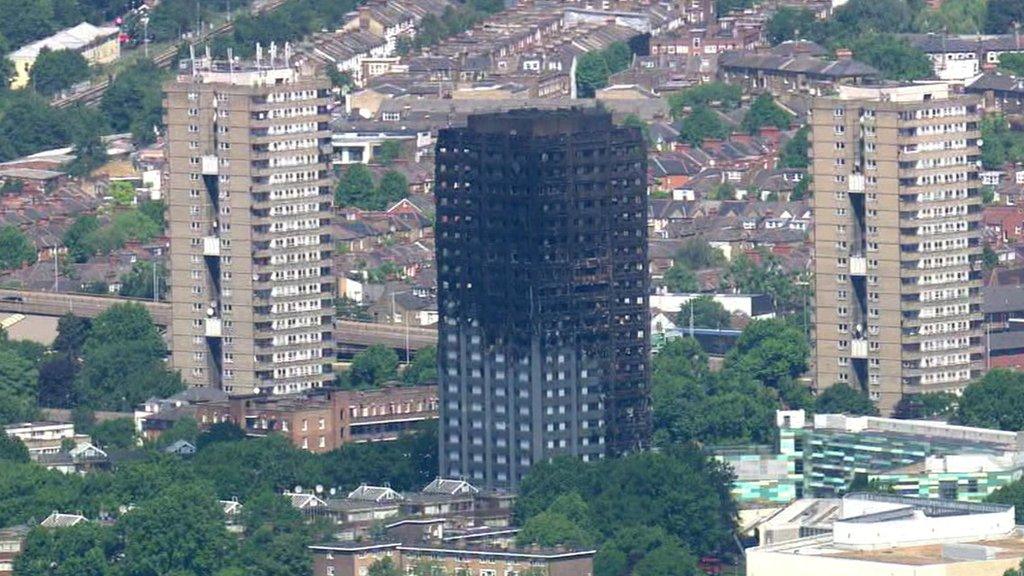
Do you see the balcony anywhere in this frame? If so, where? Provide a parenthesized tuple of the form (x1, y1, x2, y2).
(849, 256, 867, 276)
(203, 236, 221, 257)
(205, 317, 223, 338)
(848, 174, 865, 193)
(851, 338, 868, 359)
(201, 155, 218, 176)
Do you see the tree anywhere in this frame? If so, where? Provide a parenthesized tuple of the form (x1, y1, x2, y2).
(791, 175, 811, 200)
(403, 345, 437, 385)
(958, 369, 1024, 431)
(725, 318, 810, 390)
(335, 164, 377, 209)
(987, 481, 1024, 523)
(118, 483, 235, 576)
(980, 114, 1024, 169)
(327, 68, 354, 90)
(766, 7, 817, 44)
(848, 33, 933, 81)
(999, 53, 1024, 76)
(36, 353, 78, 408)
(676, 296, 731, 329)
(674, 238, 725, 269)
(622, 114, 650, 143)
(348, 345, 399, 388)
(915, 0, 986, 34)
(374, 140, 402, 164)
(156, 416, 199, 448)
(30, 48, 89, 96)
(892, 392, 956, 420)
(595, 526, 689, 576)
(377, 170, 409, 208)
(119, 261, 164, 300)
(0, 432, 29, 462)
(368, 557, 402, 576)
(196, 421, 246, 450)
(832, 0, 915, 35)
(742, 93, 792, 134)
(576, 50, 610, 98)
(53, 314, 91, 356)
(632, 541, 699, 576)
(780, 126, 809, 169)
(63, 215, 100, 262)
(238, 490, 312, 576)
(515, 446, 737, 557)
(14, 522, 120, 576)
(517, 492, 596, 549)
(90, 418, 137, 449)
(100, 62, 166, 144)
(74, 303, 183, 411)
(983, 245, 999, 270)
(708, 182, 735, 201)
(139, 200, 167, 230)
(0, 348, 38, 425)
(0, 225, 36, 271)
(667, 82, 742, 117)
(985, 0, 1024, 33)
(814, 383, 878, 415)
(678, 105, 728, 147)
(662, 263, 699, 292)
(108, 181, 136, 206)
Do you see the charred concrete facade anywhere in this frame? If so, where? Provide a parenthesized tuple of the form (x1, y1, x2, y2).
(812, 83, 984, 415)
(435, 109, 650, 489)
(165, 61, 334, 395)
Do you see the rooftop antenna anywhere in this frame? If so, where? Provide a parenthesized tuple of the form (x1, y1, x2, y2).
(255, 42, 263, 68)
(284, 41, 292, 66)
(227, 47, 234, 80)
(269, 41, 278, 66)
(204, 44, 211, 64)
(189, 44, 197, 75)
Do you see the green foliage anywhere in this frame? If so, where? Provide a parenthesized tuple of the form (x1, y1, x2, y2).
(980, 114, 1024, 169)
(377, 170, 409, 208)
(30, 48, 89, 96)
(62, 215, 100, 263)
(53, 313, 91, 356)
(678, 105, 729, 147)
(0, 225, 36, 271)
(368, 557, 403, 576)
(90, 418, 137, 450)
(723, 250, 810, 316)
(0, 346, 39, 425)
(622, 114, 650, 143)
(517, 492, 596, 548)
(674, 238, 726, 269)
(37, 353, 78, 408)
(196, 421, 246, 450)
(403, 345, 437, 385)
(576, 41, 634, 97)
(348, 345, 400, 388)
(663, 263, 698, 292)
(108, 181, 136, 206)
(156, 416, 199, 449)
(985, 0, 1024, 33)
(999, 53, 1024, 76)
(716, 0, 753, 16)
(915, 0, 986, 34)
(238, 490, 313, 576)
(780, 126, 809, 169)
(725, 318, 810, 390)
(100, 62, 167, 145)
(0, 432, 29, 462)
(335, 163, 377, 209)
(374, 140, 402, 164)
(14, 522, 120, 576)
(119, 261, 164, 300)
(0, 91, 107, 163)
(987, 481, 1024, 524)
(892, 392, 957, 420)
(814, 383, 878, 415)
(676, 296, 731, 329)
(595, 526, 696, 576)
(983, 245, 999, 270)
(709, 182, 736, 201)
(336, 297, 373, 321)
(515, 446, 737, 557)
(118, 482, 235, 576)
(832, 0, 916, 34)
(847, 33, 933, 81)
(741, 93, 792, 134)
(958, 369, 1024, 431)
(791, 175, 811, 200)
(766, 7, 817, 44)
(74, 303, 183, 411)
(668, 82, 742, 117)
(327, 68, 354, 90)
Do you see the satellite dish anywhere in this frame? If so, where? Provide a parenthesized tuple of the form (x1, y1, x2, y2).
(294, 486, 303, 494)
(206, 307, 215, 317)
(253, 387, 260, 395)
(329, 487, 336, 496)
(315, 485, 323, 494)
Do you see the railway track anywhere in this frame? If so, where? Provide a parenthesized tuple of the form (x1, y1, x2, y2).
(52, 0, 290, 109)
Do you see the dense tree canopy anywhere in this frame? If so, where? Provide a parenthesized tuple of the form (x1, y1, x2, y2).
(346, 345, 400, 389)
(999, 53, 1024, 76)
(741, 93, 792, 134)
(662, 263, 699, 292)
(892, 392, 957, 420)
(765, 7, 817, 44)
(678, 105, 729, 147)
(0, 225, 36, 271)
(980, 114, 1024, 169)
(780, 126, 809, 169)
(335, 163, 377, 209)
(669, 83, 742, 117)
(676, 296, 732, 330)
(403, 345, 437, 385)
(29, 48, 89, 96)
(985, 0, 1024, 33)
(847, 33, 933, 81)
(958, 369, 1024, 431)
(576, 41, 633, 97)
(814, 383, 878, 415)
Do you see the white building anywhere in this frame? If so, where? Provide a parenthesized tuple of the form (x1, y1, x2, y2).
(649, 291, 775, 319)
(747, 494, 1024, 576)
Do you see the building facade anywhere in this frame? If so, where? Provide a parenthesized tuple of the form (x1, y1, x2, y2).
(811, 83, 984, 414)
(165, 59, 335, 395)
(435, 108, 650, 489)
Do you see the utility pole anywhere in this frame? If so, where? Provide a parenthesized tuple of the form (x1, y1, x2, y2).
(52, 248, 58, 292)
(152, 260, 158, 302)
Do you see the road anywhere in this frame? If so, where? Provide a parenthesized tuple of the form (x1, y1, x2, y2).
(0, 288, 436, 351)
